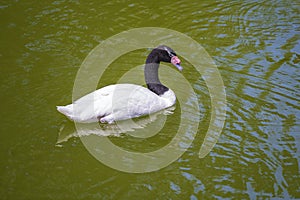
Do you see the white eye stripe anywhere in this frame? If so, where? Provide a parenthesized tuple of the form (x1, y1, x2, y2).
(163, 47, 176, 58)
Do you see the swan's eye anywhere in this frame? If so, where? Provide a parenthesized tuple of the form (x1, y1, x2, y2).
(169, 52, 176, 58)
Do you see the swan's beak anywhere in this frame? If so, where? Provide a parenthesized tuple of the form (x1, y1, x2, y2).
(171, 56, 183, 71)
(175, 63, 183, 71)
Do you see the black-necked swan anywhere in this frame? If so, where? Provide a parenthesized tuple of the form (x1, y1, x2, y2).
(57, 45, 182, 124)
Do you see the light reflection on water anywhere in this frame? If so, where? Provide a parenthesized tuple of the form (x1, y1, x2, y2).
(0, 0, 299, 199)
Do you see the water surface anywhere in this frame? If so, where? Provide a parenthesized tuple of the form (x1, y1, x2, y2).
(1, 0, 299, 199)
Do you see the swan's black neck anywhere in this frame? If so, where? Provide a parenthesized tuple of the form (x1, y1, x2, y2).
(144, 48, 171, 95)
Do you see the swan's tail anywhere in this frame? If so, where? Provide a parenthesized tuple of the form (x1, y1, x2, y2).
(57, 105, 74, 119)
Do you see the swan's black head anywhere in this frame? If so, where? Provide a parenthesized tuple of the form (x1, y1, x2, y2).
(146, 45, 183, 71)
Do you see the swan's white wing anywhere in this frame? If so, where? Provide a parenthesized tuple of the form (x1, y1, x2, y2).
(71, 85, 116, 122)
(99, 84, 168, 123)
(57, 84, 169, 123)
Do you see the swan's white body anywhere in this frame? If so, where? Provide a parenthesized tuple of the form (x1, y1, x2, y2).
(57, 83, 176, 124)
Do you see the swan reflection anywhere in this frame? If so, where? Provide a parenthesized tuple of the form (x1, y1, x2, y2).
(56, 106, 175, 144)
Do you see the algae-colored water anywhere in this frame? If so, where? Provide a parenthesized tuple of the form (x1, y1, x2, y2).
(1, 0, 299, 199)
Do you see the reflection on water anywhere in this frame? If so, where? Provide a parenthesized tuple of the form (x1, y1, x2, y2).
(198, 1, 300, 198)
(1, 0, 299, 199)
(56, 107, 174, 144)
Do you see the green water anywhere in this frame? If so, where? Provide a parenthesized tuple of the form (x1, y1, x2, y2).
(1, 0, 299, 199)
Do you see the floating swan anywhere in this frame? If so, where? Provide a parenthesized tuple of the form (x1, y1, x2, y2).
(57, 45, 182, 124)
